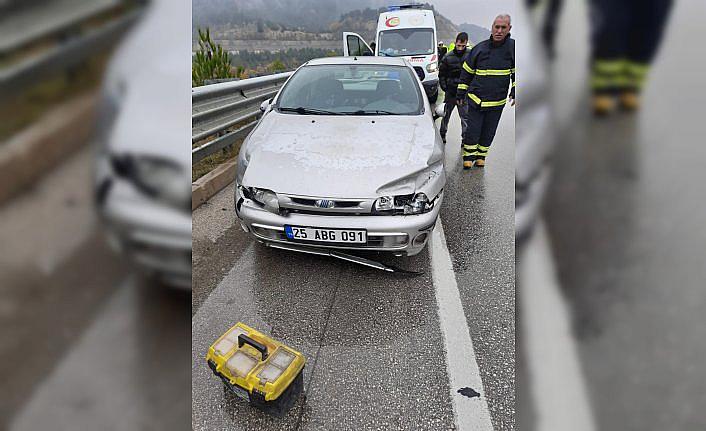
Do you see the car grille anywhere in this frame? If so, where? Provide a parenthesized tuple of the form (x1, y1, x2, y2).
(290, 197, 359, 208)
(279, 194, 374, 215)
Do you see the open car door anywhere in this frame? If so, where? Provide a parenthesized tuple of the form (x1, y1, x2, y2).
(342, 32, 374, 56)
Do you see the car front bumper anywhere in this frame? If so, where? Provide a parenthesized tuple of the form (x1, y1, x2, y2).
(235, 187, 442, 257)
(96, 177, 192, 288)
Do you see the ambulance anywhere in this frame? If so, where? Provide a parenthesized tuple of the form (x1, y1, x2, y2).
(343, 4, 439, 103)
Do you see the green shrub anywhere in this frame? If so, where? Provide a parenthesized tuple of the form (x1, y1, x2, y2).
(192, 28, 233, 87)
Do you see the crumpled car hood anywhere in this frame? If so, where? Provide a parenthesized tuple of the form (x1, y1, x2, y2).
(242, 112, 439, 198)
(104, 0, 191, 170)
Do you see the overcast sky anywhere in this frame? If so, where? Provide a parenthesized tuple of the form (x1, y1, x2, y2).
(428, 0, 516, 28)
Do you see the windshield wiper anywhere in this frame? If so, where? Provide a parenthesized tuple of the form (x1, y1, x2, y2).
(278, 106, 342, 115)
(342, 110, 399, 116)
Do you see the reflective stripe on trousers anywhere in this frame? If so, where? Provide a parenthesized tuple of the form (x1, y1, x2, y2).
(468, 93, 507, 108)
(592, 59, 650, 92)
(462, 105, 504, 161)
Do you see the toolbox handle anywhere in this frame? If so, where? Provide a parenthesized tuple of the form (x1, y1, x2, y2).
(238, 334, 269, 361)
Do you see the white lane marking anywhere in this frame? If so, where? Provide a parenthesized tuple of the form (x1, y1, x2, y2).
(519, 222, 595, 431)
(430, 220, 494, 431)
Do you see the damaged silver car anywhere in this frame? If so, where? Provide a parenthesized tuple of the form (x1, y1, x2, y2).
(94, 0, 191, 288)
(235, 56, 445, 258)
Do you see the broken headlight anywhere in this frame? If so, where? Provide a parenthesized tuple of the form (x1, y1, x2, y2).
(374, 195, 395, 211)
(111, 154, 188, 208)
(373, 192, 435, 215)
(243, 187, 280, 214)
(404, 193, 430, 215)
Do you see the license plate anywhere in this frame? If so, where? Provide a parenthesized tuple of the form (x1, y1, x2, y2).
(284, 226, 367, 244)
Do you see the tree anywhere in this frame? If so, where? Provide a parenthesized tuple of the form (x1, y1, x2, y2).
(192, 28, 233, 87)
(268, 59, 286, 72)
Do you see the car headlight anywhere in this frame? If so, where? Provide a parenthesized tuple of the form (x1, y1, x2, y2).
(374, 192, 435, 215)
(404, 193, 430, 215)
(426, 62, 438, 73)
(374, 196, 394, 211)
(244, 187, 280, 214)
(111, 154, 188, 208)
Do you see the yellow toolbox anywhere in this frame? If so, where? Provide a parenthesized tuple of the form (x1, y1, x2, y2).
(206, 322, 306, 417)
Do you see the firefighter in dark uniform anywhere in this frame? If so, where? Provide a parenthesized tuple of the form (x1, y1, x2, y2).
(589, 0, 674, 114)
(438, 32, 470, 144)
(457, 14, 515, 168)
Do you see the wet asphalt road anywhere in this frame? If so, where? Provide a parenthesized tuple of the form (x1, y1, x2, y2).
(545, 98, 706, 427)
(0, 147, 191, 430)
(541, 1, 706, 429)
(192, 106, 515, 430)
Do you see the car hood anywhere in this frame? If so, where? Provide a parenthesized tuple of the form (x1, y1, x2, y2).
(103, 0, 190, 170)
(241, 112, 439, 198)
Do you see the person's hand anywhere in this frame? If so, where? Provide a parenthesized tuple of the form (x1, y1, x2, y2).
(456, 98, 465, 106)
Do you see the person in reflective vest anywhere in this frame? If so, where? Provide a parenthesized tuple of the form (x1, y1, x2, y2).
(437, 41, 448, 59)
(589, 0, 674, 115)
(456, 14, 515, 168)
(438, 32, 469, 144)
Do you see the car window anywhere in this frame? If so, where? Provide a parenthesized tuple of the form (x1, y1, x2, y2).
(378, 28, 434, 57)
(277, 64, 423, 115)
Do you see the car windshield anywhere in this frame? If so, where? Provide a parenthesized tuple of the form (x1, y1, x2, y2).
(276, 64, 423, 115)
(378, 28, 434, 57)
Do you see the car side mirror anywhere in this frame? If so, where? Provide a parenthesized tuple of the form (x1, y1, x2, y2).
(260, 99, 271, 113)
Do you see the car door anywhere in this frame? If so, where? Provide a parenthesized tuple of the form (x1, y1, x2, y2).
(342, 32, 373, 56)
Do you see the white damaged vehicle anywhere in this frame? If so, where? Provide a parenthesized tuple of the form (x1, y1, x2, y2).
(235, 56, 445, 259)
(94, 0, 191, 288)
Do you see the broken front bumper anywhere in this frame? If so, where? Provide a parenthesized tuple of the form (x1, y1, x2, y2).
(97, 178, 191, 288)
(235, 187, 442, 257)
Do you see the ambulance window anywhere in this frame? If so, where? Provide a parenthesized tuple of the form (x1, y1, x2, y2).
(379, 28, 434, 57)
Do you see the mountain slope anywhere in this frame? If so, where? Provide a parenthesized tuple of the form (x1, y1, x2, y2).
(458, 22, 490, 44)
(193, 0, 392, 32)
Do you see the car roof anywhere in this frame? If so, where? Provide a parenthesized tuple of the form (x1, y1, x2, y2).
(305, 56, 408, 67)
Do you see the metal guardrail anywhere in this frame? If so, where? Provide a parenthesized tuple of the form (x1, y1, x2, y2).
(191, 71, 294, 164)
(0, 0, 142, 100)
